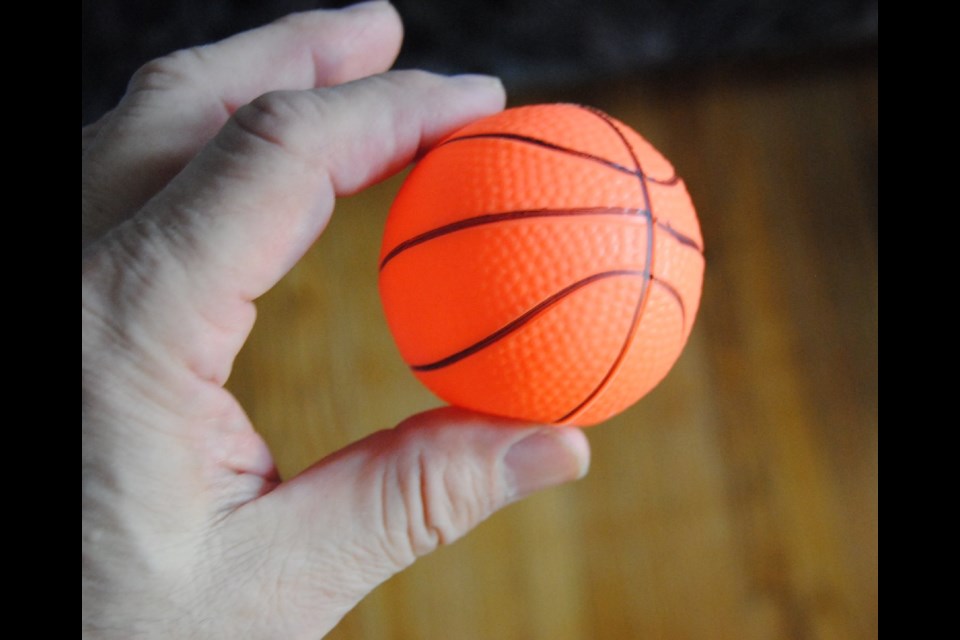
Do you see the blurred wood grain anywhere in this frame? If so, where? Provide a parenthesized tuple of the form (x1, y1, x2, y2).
(228, 53, 878, 640)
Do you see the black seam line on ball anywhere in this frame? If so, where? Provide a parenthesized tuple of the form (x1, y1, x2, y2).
(659, 223, 703, 253)
(651, 276, 686, 328)
(409, 269, 644, 373)
(380, 207, 642, 271)
(379, 209, 703, 272)
(440, 132, 680, 185)
(554, 106, 658, 424)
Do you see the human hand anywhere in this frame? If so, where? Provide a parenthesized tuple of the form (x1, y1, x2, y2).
(82, 3, 590, 638)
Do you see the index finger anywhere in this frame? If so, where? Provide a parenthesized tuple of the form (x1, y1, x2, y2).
(91, 70, 505, 386)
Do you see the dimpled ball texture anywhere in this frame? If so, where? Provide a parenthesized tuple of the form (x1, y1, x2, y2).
(378, 104, 704, 426)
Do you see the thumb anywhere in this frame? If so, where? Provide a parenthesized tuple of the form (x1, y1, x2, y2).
(246, 408, 589, 633)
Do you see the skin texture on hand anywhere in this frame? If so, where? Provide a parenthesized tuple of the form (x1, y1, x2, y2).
(82, 3, 590, 638)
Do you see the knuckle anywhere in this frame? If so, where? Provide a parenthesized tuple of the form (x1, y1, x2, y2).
(128, 49, 201, 93)
(227, 90, 315, 154)
(404, 451, 446, 557)
(381, 438, 491, 563)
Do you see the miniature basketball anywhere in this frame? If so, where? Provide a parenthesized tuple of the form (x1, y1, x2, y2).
(378, 104, 704, 426)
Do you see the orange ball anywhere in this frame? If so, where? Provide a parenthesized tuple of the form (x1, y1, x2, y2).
(378, 104, 704, 426)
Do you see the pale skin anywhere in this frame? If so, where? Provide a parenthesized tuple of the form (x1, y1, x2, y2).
(82, 3, 590, 638)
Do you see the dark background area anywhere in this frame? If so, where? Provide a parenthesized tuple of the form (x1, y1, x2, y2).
(82, 0, 877, 124)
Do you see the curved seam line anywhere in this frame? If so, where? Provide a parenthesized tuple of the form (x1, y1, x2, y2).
(380, 207, 648, 271)
(555, 107, 659, 423)
(440, 132, 680, 185)
(380, 210, 703, 272)
(651, 276, 686, 329)
(409, 270, 644, 372)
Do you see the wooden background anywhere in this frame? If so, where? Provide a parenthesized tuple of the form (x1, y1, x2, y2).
(227, 52, 878, 640)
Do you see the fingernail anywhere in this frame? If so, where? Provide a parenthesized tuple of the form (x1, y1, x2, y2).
(504, 429, 590, 500)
